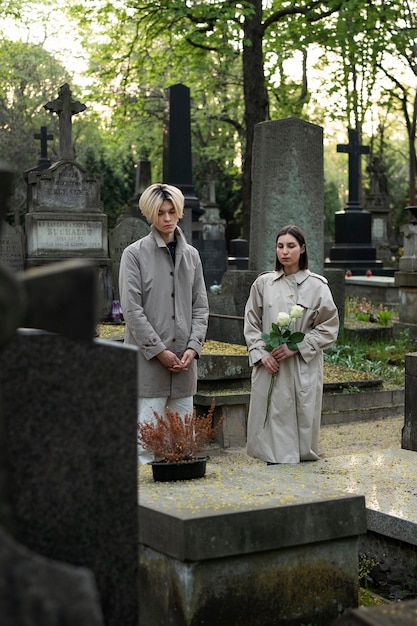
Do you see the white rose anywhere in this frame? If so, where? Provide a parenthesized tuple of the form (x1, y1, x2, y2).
(290, 305, 304, 320)
(276, 312, 290, 327)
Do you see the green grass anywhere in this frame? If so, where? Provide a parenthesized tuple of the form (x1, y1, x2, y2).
(325, 329, 416, 387)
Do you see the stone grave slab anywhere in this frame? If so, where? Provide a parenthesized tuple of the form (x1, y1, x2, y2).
(139, 460, 366, 625)
(0, 330, 139, 626)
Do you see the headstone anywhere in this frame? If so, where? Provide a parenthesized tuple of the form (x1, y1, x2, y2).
(194, 181, 227, 287)
(0, 329, 139, 626)
(129, 157, 152, 219)
(326, 128, 382, 274)
(109, 217, 150, 300)
(249, 117, 324, 275)
(402, 351, 417, 451)
(0, 164, 105, 625)
(26, 84, 112, 320)
(163, 83, 204, 243)
(395, 221, 417, 339)
(0, 220, 24, 271)
(365, 154, 392, 266)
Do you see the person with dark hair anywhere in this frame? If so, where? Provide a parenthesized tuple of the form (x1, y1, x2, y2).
(244, 225, 339, 464)
(119, 183, 209, 465)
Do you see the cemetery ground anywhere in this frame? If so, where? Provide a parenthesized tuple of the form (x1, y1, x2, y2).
(100, 309, 416, 613)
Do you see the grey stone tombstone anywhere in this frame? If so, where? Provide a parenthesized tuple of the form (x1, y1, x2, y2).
(163, 83, 204, 243)
(0, 329, 139, 626)
(402, 351, 417, 451)
(26, 84, 112, 320)
(394, 221, 417, 339)
(365, 154, 393, 266)
(0, 164, 105, 625)
(194, 181, 227, 287)
(249, 117, 324, 275)
(0, 220, 25, 271)
(109, 217, 150, 299)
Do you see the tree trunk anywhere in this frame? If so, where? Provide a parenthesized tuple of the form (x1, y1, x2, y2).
(241, 0, 269, 241)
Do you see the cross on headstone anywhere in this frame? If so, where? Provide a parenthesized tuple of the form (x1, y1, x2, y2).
(44, 83, 86, 161)
(34, 125, 53, 167)
(337, 128, 370, 209)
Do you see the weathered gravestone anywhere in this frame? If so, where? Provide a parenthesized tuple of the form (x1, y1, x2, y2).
(249, 117, 324, 275)
(109, 218, 150, 300)
(395, 215, 417, 340)
(109, 158, 151, 300)
(194, 181, 227, 288)
(402, 351, 417, 451)
(208, 116, 344, 343)
(0, 219, 24, 271)
(25, 83, 112, 320)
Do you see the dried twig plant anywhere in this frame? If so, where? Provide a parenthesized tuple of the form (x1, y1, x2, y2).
(137, 401, 224, 463)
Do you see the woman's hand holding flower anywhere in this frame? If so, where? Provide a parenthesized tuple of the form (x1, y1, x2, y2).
(262, 353, 280, 374)
(272, 343, 298, 362)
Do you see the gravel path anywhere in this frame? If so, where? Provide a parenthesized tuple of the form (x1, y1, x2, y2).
(319, 414, 404, 458)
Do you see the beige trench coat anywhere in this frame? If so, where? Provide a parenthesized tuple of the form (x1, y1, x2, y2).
(244, 269, 339, 464)
(119, 225, 209, 398)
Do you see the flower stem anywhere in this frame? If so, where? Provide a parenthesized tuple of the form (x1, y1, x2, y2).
(263, 373, 277, 428)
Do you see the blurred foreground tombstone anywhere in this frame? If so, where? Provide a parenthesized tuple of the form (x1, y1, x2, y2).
(0, 162, 104, 625)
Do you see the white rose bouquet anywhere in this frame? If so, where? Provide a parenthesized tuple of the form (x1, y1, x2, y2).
(261, 304, 305, 427)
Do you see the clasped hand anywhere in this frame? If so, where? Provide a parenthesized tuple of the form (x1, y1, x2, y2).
(261, 344, 297, 374)
(157, 348, 196, 372)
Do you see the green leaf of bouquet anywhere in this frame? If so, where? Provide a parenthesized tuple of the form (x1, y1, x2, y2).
(261, 332, 270, 343)
(271, 323, 279, 332)
(287, 341, 298, 351)
(289, 332, 305, 343)
(282, 328, 291, 338)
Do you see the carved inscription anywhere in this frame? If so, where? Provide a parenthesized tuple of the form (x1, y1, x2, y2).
(37, 220, 102, 249)
(39, 165, 86, 208)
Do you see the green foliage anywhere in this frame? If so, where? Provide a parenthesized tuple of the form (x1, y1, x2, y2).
(324, 330, 415, 387)
(81, 148, 135, 228)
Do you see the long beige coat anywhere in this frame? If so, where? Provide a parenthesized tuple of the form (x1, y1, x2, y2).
(244, 269, 339, 464)
(119, 225, 209, 398)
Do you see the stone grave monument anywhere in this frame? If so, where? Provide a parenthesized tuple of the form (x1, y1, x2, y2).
(365, 152, 394, 267)
(394, 206, 417, 339)
(109, 158, 151, 301)
(326, 128, 382, 275)
(0, 219, 25, 272)
(0, 163, 104, 625)
(163, 83, 204, 244)
(25, 83, 112, 320)
(194, 179, 228, 288)
(249, 117, 324, 275)
(207, 116, 344, 343)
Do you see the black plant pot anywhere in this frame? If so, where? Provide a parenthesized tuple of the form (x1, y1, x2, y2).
(150, 457, 207, 482)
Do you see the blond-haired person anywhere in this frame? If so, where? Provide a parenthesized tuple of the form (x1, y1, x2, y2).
(119, 184, 209, 464)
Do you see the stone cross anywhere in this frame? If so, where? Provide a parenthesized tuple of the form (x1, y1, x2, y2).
(44, 84, 86, 161)
(337, 128, 370, 209)
(34, 125, 53, 168)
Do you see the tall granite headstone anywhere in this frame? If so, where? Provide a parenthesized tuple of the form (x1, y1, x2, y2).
(249, 117, 324, 275)
(163, 83, 204, 243)
(25, 84, 112, 319)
